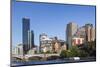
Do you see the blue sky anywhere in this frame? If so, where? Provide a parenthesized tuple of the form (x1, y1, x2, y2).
(12, 1, 96, 47)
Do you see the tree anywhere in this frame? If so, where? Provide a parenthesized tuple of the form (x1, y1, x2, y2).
(60, 46, 91, 58)
(67, 46, 80, 57)
(80, 40, 96, 57)
(78, 50, 89, 57)
(34, 51, 37, 54)
(60, 50, 67, 58)
(46, 51, 51, 54)
(69, 46, 90, 57)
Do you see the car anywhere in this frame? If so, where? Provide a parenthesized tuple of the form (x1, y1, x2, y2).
(69, 57, 80, 61)
(73, 57, 80, 60)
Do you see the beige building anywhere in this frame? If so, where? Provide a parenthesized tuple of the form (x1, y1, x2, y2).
(39, 33, 53, 53)
(85, 24, 95, 42)
(52, 39, 67, 53)
(66, 22, 78, 49)
(39, 33, 67, 53)
(52, 40, 61, 53)
(91, 27, 95, 41)
(61, 43, 67, 51)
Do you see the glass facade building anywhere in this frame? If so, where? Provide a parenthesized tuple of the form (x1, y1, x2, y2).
(22, 18, 30, 54)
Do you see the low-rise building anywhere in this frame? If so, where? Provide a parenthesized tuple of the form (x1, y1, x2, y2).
(12, 44, 24, 55)
(39, 33, 67, 53)
(39, 33, 53, 53)
(72, 37, 84, 46)
(52, 39, 67, 53)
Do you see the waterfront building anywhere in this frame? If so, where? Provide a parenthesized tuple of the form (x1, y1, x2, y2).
(52, 39, 61, 53)
(60, 40, 67, 51)
(28, 30, 34, 50)
(52, 38, 67, 53)
(13, 44, 24, 55)
(85, 23, 95, 42)
(72, 37, 84, 46)
(39, 33, 66, 53)
(66, 22, 78, 49)
(75, 24, 95, 43)
(76, 26, 86, 38)
(22, 17, 30, 54)
(39, 33, 53, 53)
(91, 27, 95, 41)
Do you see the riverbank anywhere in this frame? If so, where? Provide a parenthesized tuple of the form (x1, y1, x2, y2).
(11, 57, 96, 67)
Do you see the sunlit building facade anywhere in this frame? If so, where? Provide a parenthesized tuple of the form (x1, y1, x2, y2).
(66, 22, 78, 49)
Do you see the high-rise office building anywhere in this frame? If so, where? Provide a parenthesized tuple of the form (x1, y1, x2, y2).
(85, 23, 95, 42)
(90, 27, 95, 41)
(22, 18, 30, 54)
(66, 22, 78, 49)
(77, 26, 86, 38)
(28, 30, 34, 50)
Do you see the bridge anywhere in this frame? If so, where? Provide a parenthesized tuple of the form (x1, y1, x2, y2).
(12, 54, 60, 60)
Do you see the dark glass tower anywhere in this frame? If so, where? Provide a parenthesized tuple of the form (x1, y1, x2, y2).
(22, 18, 30, 54)
(31, 30, 34, 47)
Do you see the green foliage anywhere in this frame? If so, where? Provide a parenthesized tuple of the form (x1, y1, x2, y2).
(40, 51, 44, 54)
(68, 46, 80, 57)
(34, 51, 37, 54)
(40, 51, 52, 54)
(78, 50, 89, 57)
(60, 47, 80, 58)
(81, 40, 96, 57)
(60, 46, 89, 58)
(60, 50, 67, 58)
(60, 40, 96, 58)
(45, 51, 51, 54)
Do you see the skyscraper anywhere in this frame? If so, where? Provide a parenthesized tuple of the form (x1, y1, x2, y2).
(85, 23, 95, 42)
(28, 30, 34, 50)
(91, 27, 95, 41)
(22, 17, 30, 54)
(31, 30, 34, 47)
(66, 22, 78, 49)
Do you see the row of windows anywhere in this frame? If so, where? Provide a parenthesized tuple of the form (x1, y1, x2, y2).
(41, 40, 52, 44)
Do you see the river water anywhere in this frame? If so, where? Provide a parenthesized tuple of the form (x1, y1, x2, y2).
(11, 57, 96, 66)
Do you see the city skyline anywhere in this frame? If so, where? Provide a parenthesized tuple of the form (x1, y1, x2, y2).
(12, 1, 96, 47)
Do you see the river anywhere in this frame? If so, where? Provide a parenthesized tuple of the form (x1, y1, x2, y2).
(11, 57, 96, 67)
